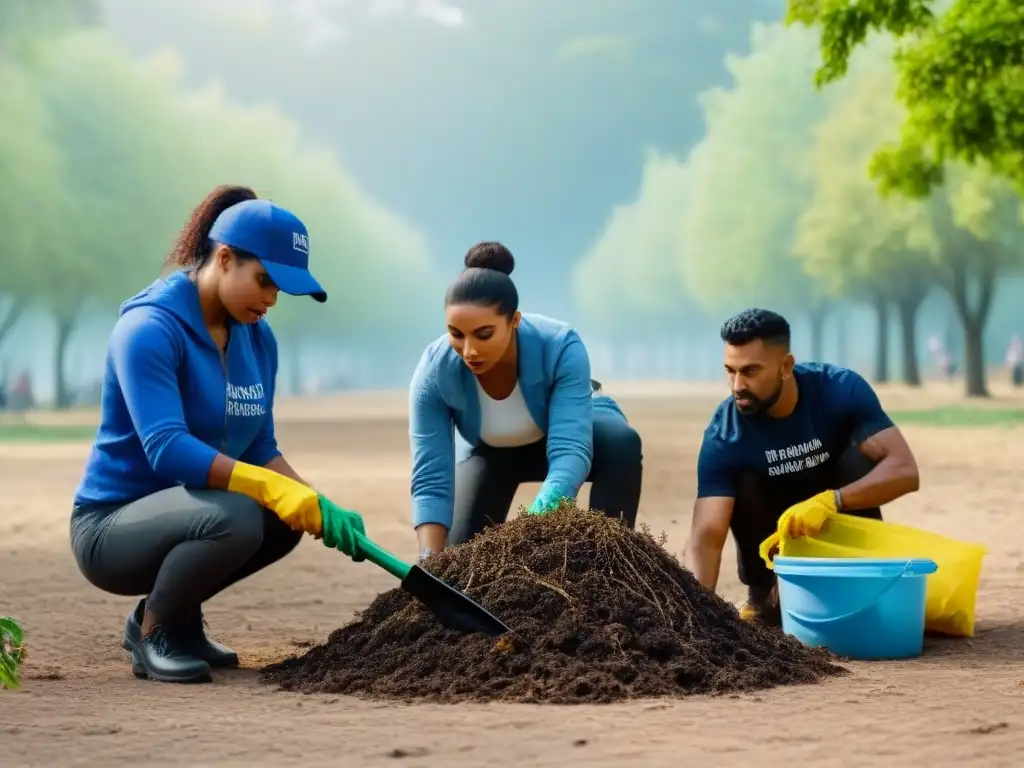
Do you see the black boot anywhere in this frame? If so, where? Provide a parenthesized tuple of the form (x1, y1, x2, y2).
(123, 600, 238, 668)
(121, 599, 147, 655)
(121, 600, 211, 683)
(177, 610, 239, 668)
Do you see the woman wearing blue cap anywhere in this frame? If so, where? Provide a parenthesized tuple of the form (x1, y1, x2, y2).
(70, 185, 366, 685)
(410, 242, 644, 560)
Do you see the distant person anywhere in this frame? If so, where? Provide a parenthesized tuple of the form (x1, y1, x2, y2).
(928, 333, 955, 381)
(70, 185, 366, 685)
(409, 242, 643, 559)
(684, 309, 920, 625)
(9, 370, 34, 411)
(1007, 335, 1023, 388)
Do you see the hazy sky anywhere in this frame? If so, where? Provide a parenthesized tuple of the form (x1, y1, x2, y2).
(99, 0, 785, 310)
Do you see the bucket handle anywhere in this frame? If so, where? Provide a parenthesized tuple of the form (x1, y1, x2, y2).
(784, 560, 920, 626)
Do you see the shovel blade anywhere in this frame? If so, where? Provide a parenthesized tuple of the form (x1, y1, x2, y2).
(402, 565, 511, 637)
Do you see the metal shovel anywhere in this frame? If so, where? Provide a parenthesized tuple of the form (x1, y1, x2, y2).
(353, 531, 512, 637)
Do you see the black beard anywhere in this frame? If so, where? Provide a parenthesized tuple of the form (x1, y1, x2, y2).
(734, 380, 783, 415)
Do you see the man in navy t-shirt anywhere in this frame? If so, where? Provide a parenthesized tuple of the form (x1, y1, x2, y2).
(684, 309, 921, 625)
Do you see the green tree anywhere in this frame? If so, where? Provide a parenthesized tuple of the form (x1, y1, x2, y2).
(680, 22, 840, 357)
(99, 0, 786, 308)
(0, 0, 101, 358)
(931, 166, 1024, 396)
(14, 30, 438, 403)
(789, 0, 1024, 395)
(27, 31, 196, 406)
(0, 0, 100, 52)
(0, 59, 59, 352)
(795, 56, 938, 385)
(178, 77, 441, 390)
(788, 0, 1024, 194)
(571, 151, 694, 339)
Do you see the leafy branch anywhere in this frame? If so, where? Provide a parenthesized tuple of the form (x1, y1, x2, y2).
(1, 617, 26, 690)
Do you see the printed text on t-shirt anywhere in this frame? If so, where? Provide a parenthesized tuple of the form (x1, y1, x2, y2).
(764, 438, 830, 477)
(226, 382, 266, 417)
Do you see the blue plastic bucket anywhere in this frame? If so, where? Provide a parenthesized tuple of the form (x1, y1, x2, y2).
(773, 556, 939, 660)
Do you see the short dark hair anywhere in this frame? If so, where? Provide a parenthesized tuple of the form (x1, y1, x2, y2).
(720, 308, 790, 349)
(443, 241, 519, 319)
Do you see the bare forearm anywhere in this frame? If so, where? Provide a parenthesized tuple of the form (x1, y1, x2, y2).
(205, 454, 237, 489)
(839, 457, 919, 511)
(415, 523, 448, 557)
(685, 537, 725, 592)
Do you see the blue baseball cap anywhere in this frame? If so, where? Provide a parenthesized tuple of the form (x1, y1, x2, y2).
(208, 199, 327, 303)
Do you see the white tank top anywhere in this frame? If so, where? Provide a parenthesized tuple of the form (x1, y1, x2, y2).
(475, 379, 544, 448)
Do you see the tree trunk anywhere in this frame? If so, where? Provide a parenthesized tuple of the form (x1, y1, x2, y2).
(895, 293, 923, 387)
(0, 296, 26, 353)
(807, 306, 827, 361)
(53, 313, 76, 410)
(873, 294, 890, 384)
(947, 250, 997, 398)
(962, 318, 987, 397)
(834, 306, 848, 367)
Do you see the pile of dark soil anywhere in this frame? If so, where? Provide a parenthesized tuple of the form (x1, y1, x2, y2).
(260, 503, 846, 703)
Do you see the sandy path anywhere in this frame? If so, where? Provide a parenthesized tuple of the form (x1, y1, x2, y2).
(2, 389, 1023, 767)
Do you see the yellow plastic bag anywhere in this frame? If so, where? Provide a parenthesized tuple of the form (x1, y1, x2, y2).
(760, 513, 987, 637)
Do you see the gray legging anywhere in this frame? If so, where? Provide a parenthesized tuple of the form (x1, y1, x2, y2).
(449, 408, 644, 546)
(70, 487, 302, 621)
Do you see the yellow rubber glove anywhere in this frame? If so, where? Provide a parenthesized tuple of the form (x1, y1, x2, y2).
(780, 489, 839, 538)
(226, 461, 322, 536)
(759, 490, 839, 569)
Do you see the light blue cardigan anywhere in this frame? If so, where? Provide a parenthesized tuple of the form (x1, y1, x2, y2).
(408, 312, 622, 529)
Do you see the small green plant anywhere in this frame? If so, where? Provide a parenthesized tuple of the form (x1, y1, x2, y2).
(1, 617, 26, 690)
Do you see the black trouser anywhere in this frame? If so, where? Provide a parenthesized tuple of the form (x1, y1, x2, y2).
(450, 408, 643, 546)
(70, 487, 302, 622)
(730, 443, 882, 590)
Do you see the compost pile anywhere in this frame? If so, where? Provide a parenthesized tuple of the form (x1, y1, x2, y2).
(261, 503, 846, 704)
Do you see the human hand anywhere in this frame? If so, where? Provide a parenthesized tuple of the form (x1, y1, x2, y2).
(227, 462, 322, 535)
(527, 489, 569, 516)
(319, 495, 367, 561)
(780, 490, 838, 538)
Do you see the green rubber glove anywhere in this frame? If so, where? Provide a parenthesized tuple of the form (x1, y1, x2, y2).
(527, 491, 569, 516)
(319, 494, 366, 561)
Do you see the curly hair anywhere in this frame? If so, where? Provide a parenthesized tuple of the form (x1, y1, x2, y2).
(164, 185, 257, 269)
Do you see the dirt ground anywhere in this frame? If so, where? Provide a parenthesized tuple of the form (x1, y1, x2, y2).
(3, 383, 1023, 767)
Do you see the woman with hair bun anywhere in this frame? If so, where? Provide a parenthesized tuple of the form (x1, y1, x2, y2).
(408, 241, 644, 558)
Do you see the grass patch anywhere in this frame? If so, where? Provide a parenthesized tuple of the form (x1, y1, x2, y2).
(890, 405, 1024, 428)
(0, 423, 97, 443)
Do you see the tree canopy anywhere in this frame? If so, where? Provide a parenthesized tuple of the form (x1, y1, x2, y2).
(573, 14, 1024, 394)
(570, 151, 692, 336)
(788, 0, 1024, 196)
(681, 23, 837, 319)
(0, 26, 439, 402)
(99, 0, 787, 310)
(573, 22, 846, 354)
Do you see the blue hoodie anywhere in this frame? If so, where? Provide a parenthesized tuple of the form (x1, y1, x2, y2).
(73, 270, 281, 507)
